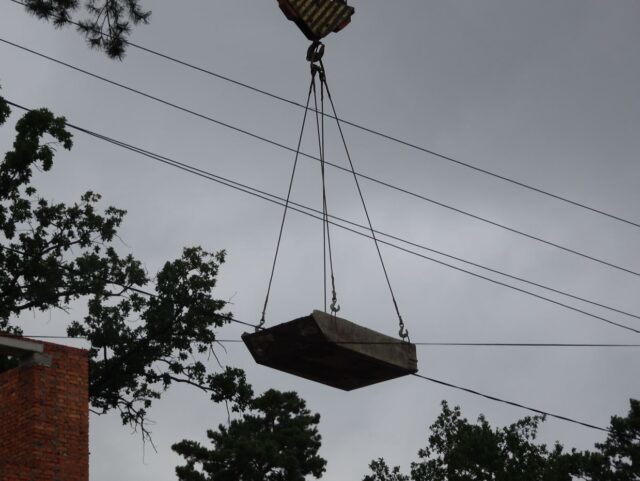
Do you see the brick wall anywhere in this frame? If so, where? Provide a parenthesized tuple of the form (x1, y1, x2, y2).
(0, 339, 89, 481)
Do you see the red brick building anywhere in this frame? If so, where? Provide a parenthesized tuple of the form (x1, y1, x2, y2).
(0, 335, 89, 481)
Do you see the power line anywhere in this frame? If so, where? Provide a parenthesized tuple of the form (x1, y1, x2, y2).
(7, 0, 640, 230)
(259, 72, 315, 328)
(21, 335, 640, 348)
(2, 44, 637, 323)
(2, 38, 640, 281)
(3, 11, 636, 442)
(322, 62, 409, 340)
(3, 45, 640, 323)
(16, 333, 636, 438)
(5, 100, 640, 336)
(5, 100, 640, 335)
(0, 244, 260, 331)
(411, 373, 627, 438)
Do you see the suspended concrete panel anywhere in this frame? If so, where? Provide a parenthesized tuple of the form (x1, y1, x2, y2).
(242, 310, 418, 390)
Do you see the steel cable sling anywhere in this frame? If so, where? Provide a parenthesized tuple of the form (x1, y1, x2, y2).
(258, 41, 411, 343)
(312, 64, 339, 316)
(259, 52, 343, 328)
(258, 71, 316, 330)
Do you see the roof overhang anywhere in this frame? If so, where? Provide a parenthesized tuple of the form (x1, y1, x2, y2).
(0, 335, 51, 368)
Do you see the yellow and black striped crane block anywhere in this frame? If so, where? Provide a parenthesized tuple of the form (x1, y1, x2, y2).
(277, 0, 355, 42)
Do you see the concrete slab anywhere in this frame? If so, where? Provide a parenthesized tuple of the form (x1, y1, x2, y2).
(242, 310, 418, 390)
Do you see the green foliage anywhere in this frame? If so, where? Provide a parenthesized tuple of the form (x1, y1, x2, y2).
(173, 389, 327, 481)
(579, 400, 640, 480)
(412, 401, 583, 481)
(0, 93, 252, 439)
(363, 459, 410, 481)
(0, 94, 10, 125)
(363, 400, 640, 481)
(363, 401, 582, 481)
(21, 0, 150, 59)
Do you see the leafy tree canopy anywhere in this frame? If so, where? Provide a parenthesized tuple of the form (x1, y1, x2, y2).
(580, 399, 640, 480)
(363, 400, 639, 481)
(20, 0, 150, 58)
(0, 92, 251, 440)
(173, 389, 326, 481)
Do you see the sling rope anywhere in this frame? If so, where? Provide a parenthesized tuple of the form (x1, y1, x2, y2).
(319, 58, 410, 342)
(312, 65, 339, 316)
(258, 72, 316, 329)
(256, 40, 409, 339)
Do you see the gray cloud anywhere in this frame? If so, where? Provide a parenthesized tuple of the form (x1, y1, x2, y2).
(1, 0, 639, 479)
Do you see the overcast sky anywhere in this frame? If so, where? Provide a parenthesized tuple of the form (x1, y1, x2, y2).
(1, 0, 640, 479)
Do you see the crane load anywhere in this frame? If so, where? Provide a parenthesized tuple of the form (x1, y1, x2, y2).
(242, 311, 418, 390)
(277, 0, 355, 41)
(245, 1, 417, 391)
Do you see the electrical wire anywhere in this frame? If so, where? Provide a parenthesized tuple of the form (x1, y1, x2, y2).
(4, 100, 640, 336)
(312, 67, 338, 315)
(6, 0, 640, 230)
(15, 46, 634, 325)
(259, 73, 314, 328)
(2, 37, 640, 282)
(0, 244, 260, 331)
(321, 63, 409, 340)
(411, 373, 632, 439)
(18, 336, 640, 348)
(3, 6, 637, 440)
(12, 333, 640, 441)
(15, 333, 639, 438)
(9, 334, 639, 438)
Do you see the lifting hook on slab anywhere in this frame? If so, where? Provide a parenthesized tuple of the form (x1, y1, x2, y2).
(330, 297, 340, 315)
(397, 314, 410, 342)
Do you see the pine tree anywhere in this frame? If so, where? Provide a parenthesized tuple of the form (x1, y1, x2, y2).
(173, 389, 327, 481)
(20, 0, 151, 58)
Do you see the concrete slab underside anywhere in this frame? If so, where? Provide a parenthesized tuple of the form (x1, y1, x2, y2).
(242, 310, 418, 390)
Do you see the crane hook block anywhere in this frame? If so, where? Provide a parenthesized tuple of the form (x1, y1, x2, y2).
(277, 0, 355, 42)
(242, 310, 418, 391)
